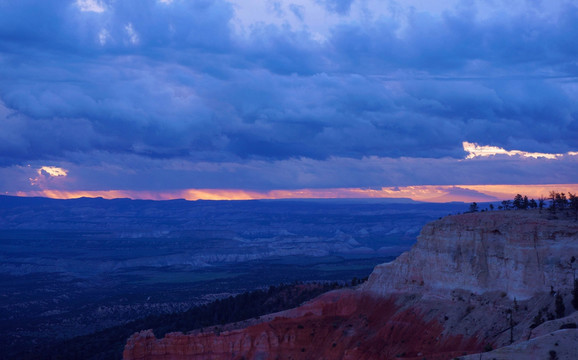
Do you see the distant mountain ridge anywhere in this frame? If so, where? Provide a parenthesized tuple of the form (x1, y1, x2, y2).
(0, 194, 465, 231)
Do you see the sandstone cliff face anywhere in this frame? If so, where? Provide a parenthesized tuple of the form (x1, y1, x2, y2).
(363, 211, 578, 300)
(462, 330, 578, 360)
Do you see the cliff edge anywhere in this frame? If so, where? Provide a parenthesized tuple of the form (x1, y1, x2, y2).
(363, 210, 578, 300)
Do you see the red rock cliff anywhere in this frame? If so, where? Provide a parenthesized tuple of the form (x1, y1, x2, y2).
(123, 290, 483, 360)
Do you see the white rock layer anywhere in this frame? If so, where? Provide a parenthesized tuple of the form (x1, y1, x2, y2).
(363, 211, 578, 300)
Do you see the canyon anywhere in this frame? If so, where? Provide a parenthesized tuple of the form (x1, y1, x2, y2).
(124, 210, 578, 359)
(1, 196, 463, 357)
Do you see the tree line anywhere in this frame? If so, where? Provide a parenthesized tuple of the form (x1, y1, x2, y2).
(468, 191, 578, 219)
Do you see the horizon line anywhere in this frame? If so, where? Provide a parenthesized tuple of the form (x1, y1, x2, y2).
(8, 183, 578, 203)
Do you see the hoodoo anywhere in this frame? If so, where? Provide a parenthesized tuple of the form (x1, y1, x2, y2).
(124, 210, 578, 360)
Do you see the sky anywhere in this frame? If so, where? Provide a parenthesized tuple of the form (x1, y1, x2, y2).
(1, 0, 578, 202)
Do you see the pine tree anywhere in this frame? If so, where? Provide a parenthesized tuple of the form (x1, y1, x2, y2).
(568, 193, 578, 220)
(468, 202, 479, 212)
(513, 194, 523, 209)
(572, 279, 578, 310)
(555, 294, 565, 318)
(523, 195, 529, 209)
(549, 191, 558, 214)
(538, 196, 546, 213)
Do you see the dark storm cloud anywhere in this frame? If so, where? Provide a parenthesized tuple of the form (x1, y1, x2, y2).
(5, 152, 578, 194)
(0, 0, 234, 53)
(327, 2, 578, 74)
(0, 0, 577, 173)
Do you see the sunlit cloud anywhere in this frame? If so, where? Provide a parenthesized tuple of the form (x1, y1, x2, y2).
(28, 166, 68, 187)
(76, 0, 106, 13)
(38, 166, 68, 177)
(13, 184, 578, 203)
(463, 141, 565, 160)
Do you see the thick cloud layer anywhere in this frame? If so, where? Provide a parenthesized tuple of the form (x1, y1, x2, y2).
(1, 0, 577, 192)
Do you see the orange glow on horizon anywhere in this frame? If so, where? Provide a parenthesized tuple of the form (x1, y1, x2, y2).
(13, 184, 578, 203)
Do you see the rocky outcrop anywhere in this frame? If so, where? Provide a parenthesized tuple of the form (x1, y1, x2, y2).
(363, 211, 578, 300)
(124, 210, 578, 359)
(460, 329, 578, 360)
(124, 290, 484, 360)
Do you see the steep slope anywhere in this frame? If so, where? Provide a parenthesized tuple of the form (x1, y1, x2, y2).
(124, 290, 484, 360)
(124, 210, 578, 359)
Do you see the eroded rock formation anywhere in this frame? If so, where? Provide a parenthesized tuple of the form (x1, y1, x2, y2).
(363, 211, 578, 300)
(124, 291, 484, 360)
(124, 211, 578, 359)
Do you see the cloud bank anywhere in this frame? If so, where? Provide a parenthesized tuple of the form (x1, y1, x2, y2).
(0, 0, 577, 194)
